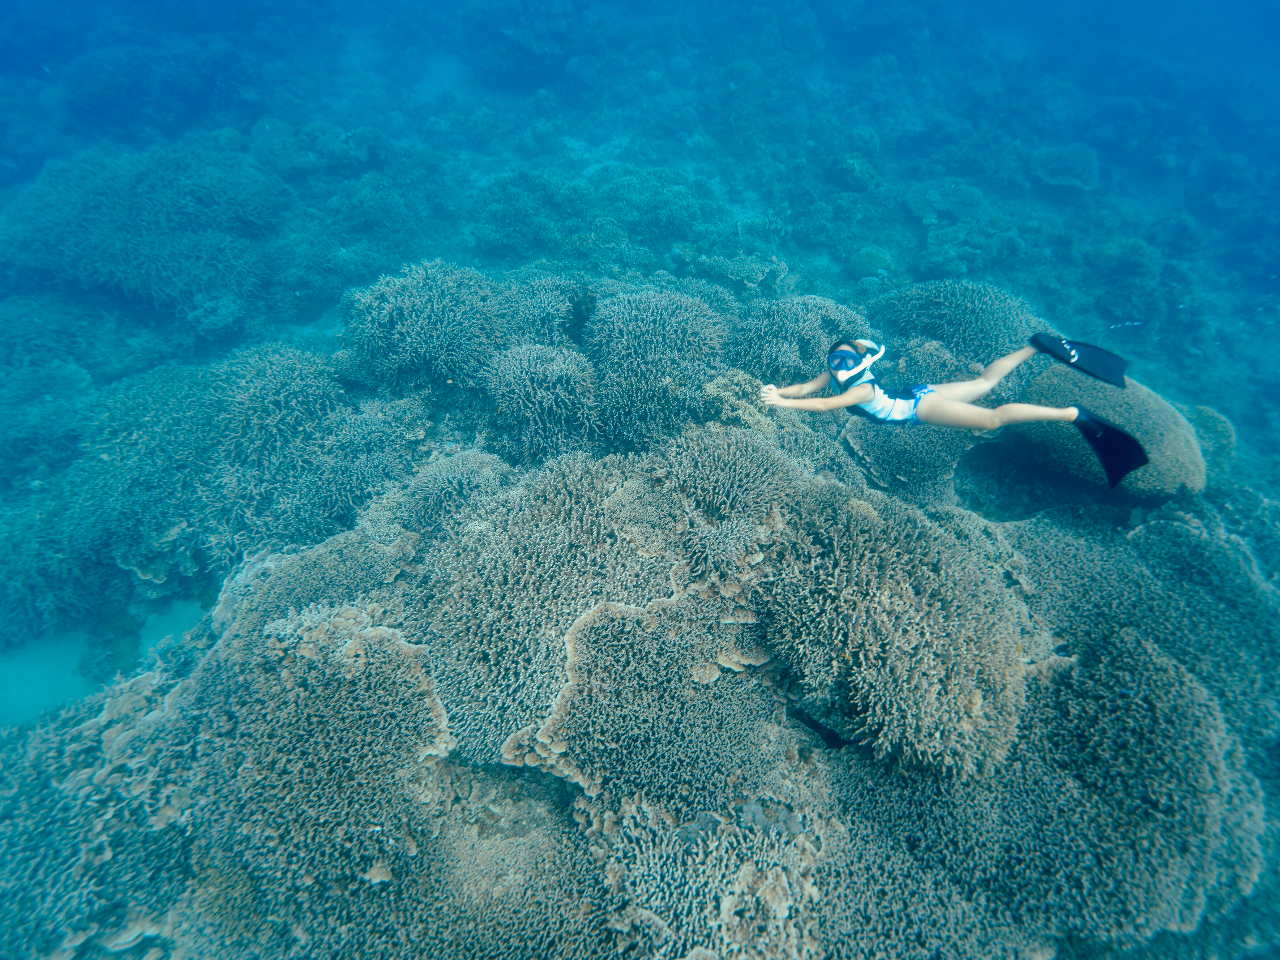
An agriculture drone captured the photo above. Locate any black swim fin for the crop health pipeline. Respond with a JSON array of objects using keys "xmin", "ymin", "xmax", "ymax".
[
  {"xmin": 1031, "ymin": 332, "xmax": 1129, "ymax": 388},
  {"xmin": 1073, "ymin": 406, "xmax": 1149, "ymax": 488}
]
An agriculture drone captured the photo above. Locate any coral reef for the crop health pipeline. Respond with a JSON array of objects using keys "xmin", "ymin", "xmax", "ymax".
[
  {"xmin": 3, "ymin": 409, "xmax": 1277, "ymax": 959},
  {"xmin": 585, "ymin": 288, "xmax": 726, "ymax": 447},
  {"xmin": 2, "ymin": 0, "xmax": 1279, "ymax": 952},
  {"xmin": 0, "ymin": 144, "xmax": 286, "ymax": 326},
  {"xmin": 482, "ymin": 344, "xmax": 598, "ymax": 462},
  {"xmin": 338, "ymin": 260, "xmax": 502, "ymax": 389},
  {"xmin": 504, "ymin": 594, "xmax": 781, "ymax": 817},
  {"xmin": 764, "ymin": 488, "xmax": 1029, "ymax": 776},
  {"xmin": 421, "ymin": 453, "xmax": 673, "ymax": 762},
  {"xmin": 1030, "ymin": 143, "xmax": 1101, "ymax": 190},
  {"xmin": 1014, "ymin": 364, "xmax": 1206, "ymax": 496},
  {"xmin": 1, "ymin": 344, "xmax": 425, "ymax": 641},
  {"xmin": 725, "ymin": 295, "xmax": 868, "ymax": 386}
]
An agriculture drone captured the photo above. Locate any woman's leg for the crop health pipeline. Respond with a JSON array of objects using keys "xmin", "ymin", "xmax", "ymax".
[
  {"xmin": 930, "ymin": 345, "xmax": 1038, "ymax": 403},
  {"xmin": 915, "ymin": 393, "xmax": 1077, "ymax": 430}
]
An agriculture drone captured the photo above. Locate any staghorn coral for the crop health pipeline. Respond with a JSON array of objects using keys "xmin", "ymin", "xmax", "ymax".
[
  {"xmin": 1013, "ymin": 364, "xmax": 1206, "ymax": 496},
  {"xmin": 74, "ymin": 344, "xmax": 422, "ymax": 580},
  {"xmin": 763, "ymin": 488, "xmax": 1030, "ymax": 777},
  {"xmin": 359, "ymin": 449, "xmax": 512, "ymax": 542},
  {"xmin": 587, "ymin": 288, "xmax": 723, "ymax": 368},
  {"xmin": 867, "ymin": 280, "xmax": 1043, "ymax": 399},
  {"xmin": 700, "ymin": 369, "xmax": 777, "ymax": 435},
  {"xmin": 339, "ymin": 259, "xmax": 502, "ymax": 389},
  {"xmin": 492, "ymin": 269, "xmax": 590, "ymax": 347},
  {"xmin": 0, "ymin": 496, "xmax": 119, "ymax": 641},
  {"xmin": 663, "ymin": 429, "xmax": 803, "ymax": 524},
  {"xmin": 0, "ymin": 671, "xmax": 200, "ymax": 958},
  {"xmin": 585, "ymin": 288, "xmax": 726, "ymax": 447},
  {"xmin": 725, "ymin": 295, "xmax": 869, "ymax": 387},
  {"xmin": 599, "ymin": 752, "xmax": 1048, "ymax": 960},
  {"xmin": 482, "ymin": 344, "xmax": 598, "ymax": 463},
  {"xmin": 0, "ymin": 143, "xmax": 285, "ymax": 326},
  {"xmin": 0, "ymin": 578, "xmax": 617, "ymax": 959},
  {"xmin": 1004, "ymin": 502, "xmax": 1280, "ymax": 751},
  {"xmin": 213, "ymin": 346, "xmax": 345, "ymax": 470}
]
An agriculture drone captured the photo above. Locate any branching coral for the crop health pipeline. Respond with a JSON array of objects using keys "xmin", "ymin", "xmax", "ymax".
[
  {"xmin": 1, "ymin": 344, "xmax": 424, "ymax": 642},
  {"xmin": 213, "ymin": 345, "xmax": 345, "ymax": 470},
  {"xmin": 585, "ymin": 288, "xmax": 726, "ymax": 446},
  {"xmin": 663, "ymin": 429, "xmax": 803, "ymax": 523},
  {"xmin": 763, "ymin": 489, "xmax": 1030, "ymax": 777},
  {"xmin": 835, "ymin": 628, "xmax": 1264, "ymax": 951},
  {"xmin": 339, "ymin": 259, "xmax": 502, "ymax": 389},
  {"xmin": 725, "ymin": 295, "xmax": 869, "ymax": 386},
  {"xmin": 0, "ymin": 143, "xmax": 285, "ymax": 324},
  {"xmin": 482, "ymin": 344, "xmax": 598, "ymax": 463}
]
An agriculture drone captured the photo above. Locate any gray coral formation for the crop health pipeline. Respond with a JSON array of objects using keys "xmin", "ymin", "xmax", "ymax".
[
  {"xmin": 76, "ymin": 344, "xmax": 426, "ymax": 577},
  {"xmin": 339, "ymin": 259, "xmax": 502, "ymax": 388},
  {"xmin": 724, "ymin": 295, "xmax": 868, "ymax": 386},
  {"xmin": 3, "ymin": 269, "xmax": 1278, "ymax": 960},
  {"xmin": 504, "ymin": 595, "xmax": 782, "ymax": 817},
  {"xmin": 585, "ymin": 288, "xmax": 725, "ymax": 446},
  {"xmin": 765, "ymin": 489, "xmax": 1030, "ymax": 776},
  {"xmin": 482, "ymin": 344, "xmax": 598, "ymax": 462},
  {"xmin": 1014, "ymin": 364, "xmax": 1206, "ymax": 496},
  {"xmin": 840, "ymin": 412, "xmax": 976, "ymax": 495},
  {"xmin": 868, "ymin": 279, "xmax": 1044, "ymax": 402},
  {"xmin": 0, "ymin": 144, "xmax": 286, "ymax": 326},
  {"xmin": 0, "ymin": 343, "xmax": 426, "ymax": 641}
]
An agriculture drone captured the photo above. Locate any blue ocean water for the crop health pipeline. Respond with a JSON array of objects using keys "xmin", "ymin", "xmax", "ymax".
[{"xmin": 1, "ymin": 1, "xmax": 1277, "ymax": 957}]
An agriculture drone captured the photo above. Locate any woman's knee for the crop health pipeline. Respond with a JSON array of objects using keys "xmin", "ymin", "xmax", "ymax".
[{"xmin": 987, "ymin": 406, "xmax": 1013, "ymax": 429}]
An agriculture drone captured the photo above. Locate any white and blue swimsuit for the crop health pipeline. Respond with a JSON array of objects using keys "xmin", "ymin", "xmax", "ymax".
[{"xmin": 837, "ymin": 370, "xmax": 934, "ymax": 425}]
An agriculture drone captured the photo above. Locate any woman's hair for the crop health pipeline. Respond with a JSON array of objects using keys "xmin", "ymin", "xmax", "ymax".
[{"xmin": 828, "ymin": 338, "xmax": 862, "ymax": 356}]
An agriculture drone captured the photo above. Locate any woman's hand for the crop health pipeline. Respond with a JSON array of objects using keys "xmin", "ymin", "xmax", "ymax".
[{"xmin": 760, "ymin": 383, "xmax": 785, "ymax": 407}]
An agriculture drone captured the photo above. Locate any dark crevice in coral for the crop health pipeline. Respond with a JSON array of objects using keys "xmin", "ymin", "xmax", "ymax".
[{"xmin": 786, "ymin": 705, "xmax": 855, "ymax": 750}]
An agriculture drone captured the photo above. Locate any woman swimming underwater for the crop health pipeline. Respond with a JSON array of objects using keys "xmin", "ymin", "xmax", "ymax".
[{"xmin": 759, "ymin": 336, "xmax": 1149, "ymax": 487}]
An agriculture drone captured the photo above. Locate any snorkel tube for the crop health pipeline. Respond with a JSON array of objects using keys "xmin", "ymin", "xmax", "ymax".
[
  {"xmin": 847, "ymin": 339, "xmax": 884, "ymax": 379},
  {"xmin": 828, "ymin": 339, "xmax": 886, "ymax": 383}
]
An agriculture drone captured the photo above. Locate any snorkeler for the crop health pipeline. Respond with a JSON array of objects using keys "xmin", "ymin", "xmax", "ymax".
[{"xmin": 759, "ymin": 335, "xmax": 1149, "ymax": 487}]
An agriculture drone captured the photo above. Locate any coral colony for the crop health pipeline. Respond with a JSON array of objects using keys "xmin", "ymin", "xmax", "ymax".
[{"xmin": 1, "ymin": 2, "xmax": 1277, "ymax": 958}]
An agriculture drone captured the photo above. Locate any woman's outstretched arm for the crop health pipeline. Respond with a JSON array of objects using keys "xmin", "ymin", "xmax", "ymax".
[
  {"xmin": 772, "ymin": 371, "xmax": 833, "ymax": 398},
  {"xmin": 761, "ymin": 379, "xmax": 873, "ymax": 411}
]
